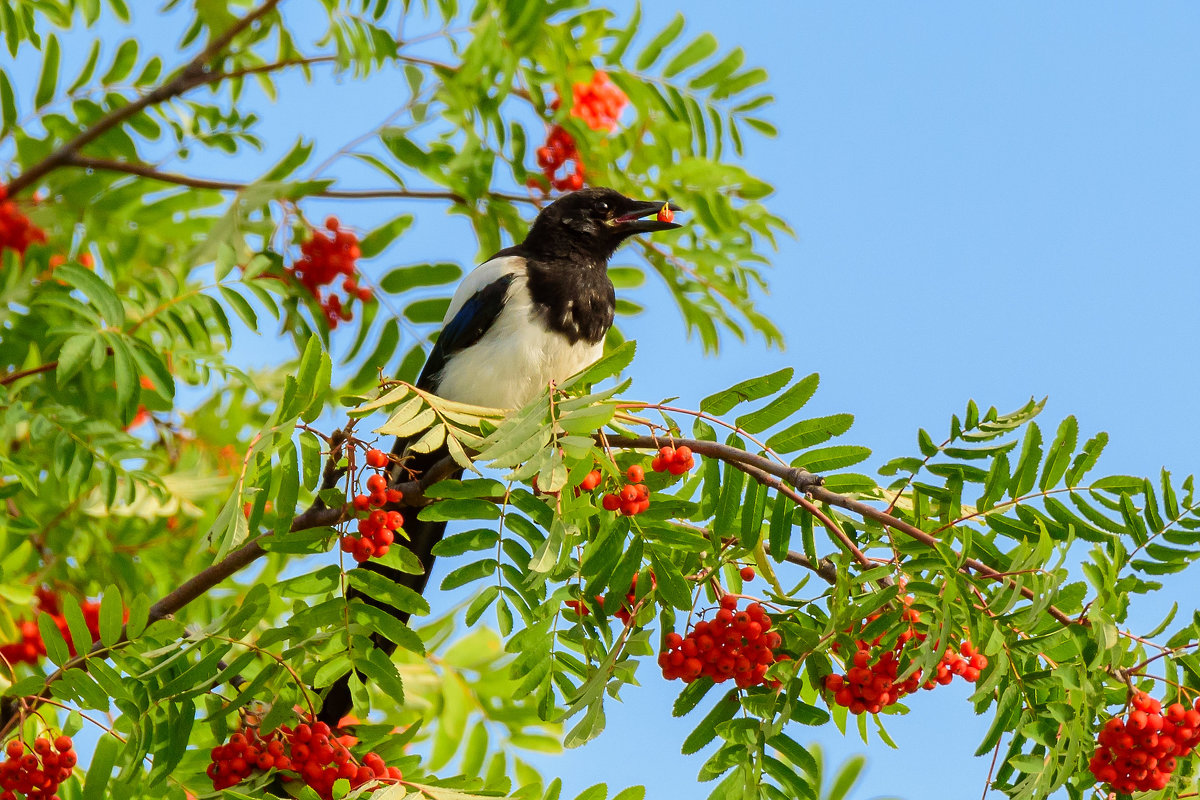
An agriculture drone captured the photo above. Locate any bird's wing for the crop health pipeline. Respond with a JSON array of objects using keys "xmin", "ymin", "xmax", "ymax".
[{"xmin": 416, "ymin": 253, "xmax": 524, "ymax": 391}]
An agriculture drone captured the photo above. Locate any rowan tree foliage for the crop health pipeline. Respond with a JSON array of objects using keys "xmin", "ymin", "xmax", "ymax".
[{"xmin": 0, "ymin": 2, "xmax": 1198, "ymax": 800}]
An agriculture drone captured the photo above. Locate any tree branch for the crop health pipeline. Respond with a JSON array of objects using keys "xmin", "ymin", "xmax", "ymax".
[
  {"xmin": 6, "ymin": 0, "xmax": 284, "ymax": 196},
  {"xmin": 808, "ymin": 485, "xmax": 1079, "ymax": 628},
  {"xmin": 599, "ymin": 434, "xmax": 823, "ymax": 492},
  {"xmin": 59, "ymin": 154, "xmax": 535, "ymax": 205}
]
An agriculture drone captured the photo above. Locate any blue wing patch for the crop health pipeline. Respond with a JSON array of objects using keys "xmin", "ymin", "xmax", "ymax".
[{"xmin": 417, "ymin": 272, "xmax": 517, "ymax": 391}]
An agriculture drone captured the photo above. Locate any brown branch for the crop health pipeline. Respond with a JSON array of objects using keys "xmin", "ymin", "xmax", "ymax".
[
  {"xmin": 2, "ymin": 361, "xmax": 60, "ymax": 386},
  {"xmin": 59, "ymin": 155, "xmax": 535, "ymax": 205},
  {"xmin": 784, "ymin": 550, "xmax": 837, "ymax": 584},
  {"xmin": 599, "ymin": 434, "xmax": 823, "ymax": 492},
  {"xmin": 1, "ymin": 347, "xmax": 114, "ymax": 386},
  {"xmin": 808, "ymin": 486, "xmax": 1079, "ymax": 628},
  {"xmin": 6, "ymin": 0, "xmax": 284, "ymax": 196}
]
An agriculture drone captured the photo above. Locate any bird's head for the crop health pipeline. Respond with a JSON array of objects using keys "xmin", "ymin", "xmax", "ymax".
[{"xmin": 524, "ymin": 187, "xmax": 683, "ymax": 263}]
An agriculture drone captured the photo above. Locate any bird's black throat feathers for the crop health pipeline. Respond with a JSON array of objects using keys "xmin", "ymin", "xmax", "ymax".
[{"xmin": 479, "ymin": 243, "xmax": 615, "ymax": 347}]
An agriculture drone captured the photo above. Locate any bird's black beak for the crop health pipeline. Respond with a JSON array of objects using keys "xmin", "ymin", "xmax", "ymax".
[{"xmin": 610, "ymin": 200, "xmax": 684, "ymax": 234}]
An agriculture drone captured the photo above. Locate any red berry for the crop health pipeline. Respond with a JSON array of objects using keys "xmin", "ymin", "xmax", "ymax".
[
  {"xmin": 739, "ymin": 566, "xmax": 755, "ymax": 581},
  {"xmin": 325, "ymin": 216, "xmax": 340, "ymax": 232},
  {"xmin": 365, "ymin": 449, "xmax": 388, "ymax": 469},
  {"xmin": 626, "ymin": 465, "xmax": 644, "ymax": 482}
]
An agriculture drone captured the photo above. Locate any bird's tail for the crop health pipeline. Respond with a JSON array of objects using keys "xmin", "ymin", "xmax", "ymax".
[{"xmin": 315, "ymin": 437, "xmax": 459, "ymax": 726}]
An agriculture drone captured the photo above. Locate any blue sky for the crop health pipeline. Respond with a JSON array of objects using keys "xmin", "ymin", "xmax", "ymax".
[{"xmin": 7, "ymin": 2, "xmax": 1200, "ymax": 798}]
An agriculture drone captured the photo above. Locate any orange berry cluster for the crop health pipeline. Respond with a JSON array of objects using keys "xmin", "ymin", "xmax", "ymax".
[
  {"xmin": 342, "ymin": 453, "xmax": 403, "ymax": 563},
  {"xmin": 291, "ymin": 216, "xmax": 373, "ymax": 329},
  {"xmin": 1, "ymin": 735, "xmax": 76, "ymax": 800},
  {"xmin": 0, "ymin": 186, "xmax": 46, "ymax": 259},
  {"xmin": 600, "ymin": 465, "xmax": 651, "ymax": 516},
  {"xmin": 0, "ymin": 589, "xmax": 106, "ymax": 666},
  {"xmin": 564, "ymin": 573, "xmax": 654, "ymax": 626},
  {"xmin": 660, "ymin": 595, "xmax": 783, "ymax": 689},
  {"xmin": 207, "ymin": 720, "xmax": 400, "ymax": 799},
  {"xmin": 651, "ymin": 445, "xmax": 695, "ymax": 475},
  {"xmin": 533, "ymin": 126, "xmax": 585, "ymax": 193},
  {"xmin": 612, "ymin": 572, "xmax": 655, "ymax": 626},
  {"xmin": 823, "ymin": 602, "xmax": 986, "ymax": 715},
  {"xmin": 577, "ymin": 468, "xmax": 602, "ymax": 492},
  {"xmin": 1089, "ymin": 691, "xmax": 1200, "ymax": 794},
  {"xmin": 569, "ymin": 71, "xmax": 629, "ymax": 133}
]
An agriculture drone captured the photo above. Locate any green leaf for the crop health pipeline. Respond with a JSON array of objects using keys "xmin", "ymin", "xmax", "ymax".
[
  {"xmin": 380, "ymin": 262, "xmax": 462, "ymax": 293},
  {"xmin": 663, "ymin": 33, "xmax": 718, "ymax": 78},
  {"xmin": 0, "ymin": 71, "xmax": 16, "ymax": 133},
  {"xmin": 648, "ymin": 550, "xmax": 690, "ymax": 610},
  {"xmin": 701, "ymin": 368, "xmax": 793, "ymax": 415},
  {"xmin": 35, "ymin": 34, "xmax": 60, "ymax": 109},
  {"xmin": 81, "ymin": 733, "xmax": 118, "ymax": 800},
  {"xmin": 673, "ymin": 677, "xmax": 715, "ymax": 717},
  {"xmin": 404, "ymin": 298, "xmax": 451, "ymax": 324},
  {"xmin": 348, "ymin": 601, "xmax": 425, "ymax": 655},
  {"xmin": 766, "ymin": 413, "xmax": 853, "ymax": 454},
  {"xmin": 100, "ymin": 39, "xmax": 138, "ymax": 84},
  {"xmin": 734, "ymin": 373, "xmax": 818, "ymax": 433},
  {"xmin": 790, "ymin": 445, "xmax": 870, "ymax": 472},
  {"xmin": 419, "ymin": 498, "xmax": 501, "ymax": 522},
  {"xmin": 690, "ymin": 47, "xmax": 745, "ymax": 90},
  {"xmin": 71, "ymin": 42, "xmax": 102, "ymax": 92},
  {"xmin": 1039, "ymin": 415, "xmax": 1077, "ymax": 490},
  {"xmin": 681, "ymin": 689, "xmax": 739, "ymax": 755},
  {"xmin": 58, "ymin": 264, "xmax": 125, "ymax": 325},
  {"xmin": 62, "ymin": 596, "xmax": 94, "ymax": 659},
  {"xmin": 359, "ymin": 214, "xmax": 414, "ymax": 259},
  {"xmin": 826, "ymin": 754, "xmax": 866, "ymax": 800},
  {"xmin": 38, "ymin": 613, "xmax": 70, "ymax": 665},
  {"xmin": 56, "ymin": 333, "xmax": 97, "ymax": 385},
  {"xmin": 635, "ymin": 13, "xmax": 685, "ymax": 71},
  {"xmin": 441, "ymin": 558, "xmax": 498, "ymax": 590},
  {"xmin": 1009, "ymin": 422, "xmax": 1043, "ymax": 499},
  {"xmin": 98, "ymin": 584, "xmax": 123, "ymax": 647},
  {"xmin": 349, "ymin": 569, "xmax": 431, "ymax": 617}
]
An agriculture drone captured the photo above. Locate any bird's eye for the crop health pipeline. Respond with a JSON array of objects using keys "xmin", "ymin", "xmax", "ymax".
[{"xmin": 596, "ymin": 201, "xmax": 610, "ymax": 214}]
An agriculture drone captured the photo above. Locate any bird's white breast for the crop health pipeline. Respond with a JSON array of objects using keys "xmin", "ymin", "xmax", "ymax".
[{"xmin": 433, "ymin": 258, "xmax": 604, "ymax": 409}]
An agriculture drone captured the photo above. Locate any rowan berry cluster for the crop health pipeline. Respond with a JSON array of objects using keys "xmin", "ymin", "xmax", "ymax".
[
  {"xmin": 291, "ymin": 216, "xmax": 373, "ymax": 329},
  {"xmin": 600, "ymin": 465, "xmax": 651, "ymax": 516},
  {"xmin": 569, "ymin": 71, "xmax": 629, "ymax": 133},
  {"xmin": 1, "ymin": 735, "xmax": 76, "ymax": 800},
  {"xmin": 651, "ymin": 445, "xmax": 695, "ymax": 475},
  {"xmin": 577, "ymin": 468, "xmax": 602, "ymax": 492},
  {"xmin": 660, "ymin": 595, "xmax": 783, "ymax": 689},
  {"xmin": 533, "ymin": 126, "xmax": 585, "ymax": 193},
  {"xmin": 1088, "ymin": 691, "xmax": 1200, "ymax": 794},
  {"xmin": 342, "ymin": 451, "xmax": 404, "ymax": 563},
  {"xmin": 0, "ymin": 186, "xmax": 47, "ymax": 259},
  {"xmin": 207, "ymin": 720, "xmax": 401, "ymax": 798},
  {"xmin": 564, "ymin": 573, "xmax": 654, "ymax": 625},
  {"xmin": 823, "ymin": 601, "xmax": 987, "ymax": 715},
  {"xmin": 0, "ymin": 589, "xmax": 105, "ymax": 667}
]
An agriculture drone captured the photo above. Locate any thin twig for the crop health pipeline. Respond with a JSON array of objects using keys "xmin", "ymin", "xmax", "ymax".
[
  {"xmin": 59, "ymin": 154, "xmax": 535, "ymax": 205},
  {"xmin": 808, "ymin": 485, "xmax": 1078, "ymax": 628}
]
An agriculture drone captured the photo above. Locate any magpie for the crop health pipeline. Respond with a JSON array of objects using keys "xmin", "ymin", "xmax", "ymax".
[{"xmin": 317, "ymin": 187, "xmax": 682, "ymax": 725}]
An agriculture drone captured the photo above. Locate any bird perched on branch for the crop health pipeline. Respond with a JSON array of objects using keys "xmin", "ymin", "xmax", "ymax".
[{"xmin": 318, "ymin": 187, "xmax": 682, "ymax": 724}]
